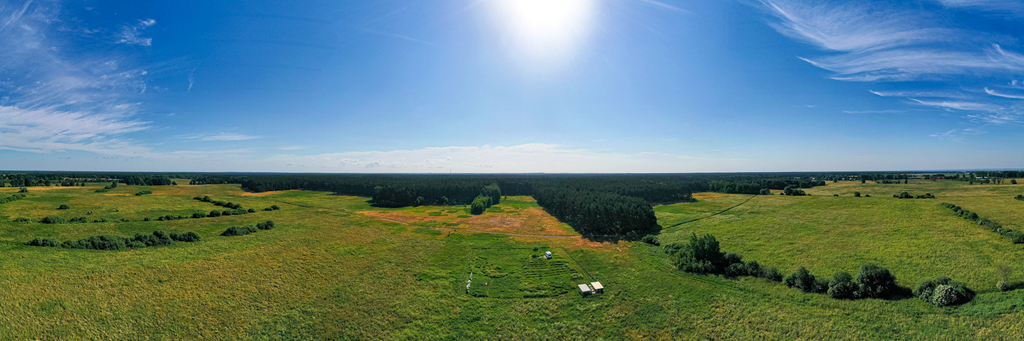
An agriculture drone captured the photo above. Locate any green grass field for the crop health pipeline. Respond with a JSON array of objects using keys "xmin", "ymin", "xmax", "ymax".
[
  {"xmin": 1, "ymin": 180, "xmax": 1024, "ymax": 339},
  {"xmin": 466, "ymin": 248, "xmax": 590, "ymax": 298}
]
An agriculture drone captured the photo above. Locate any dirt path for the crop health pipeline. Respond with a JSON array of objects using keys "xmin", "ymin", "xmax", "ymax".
[{"xmin": 664, "ymin": 194, "xmax": 758, "ymax": 229}]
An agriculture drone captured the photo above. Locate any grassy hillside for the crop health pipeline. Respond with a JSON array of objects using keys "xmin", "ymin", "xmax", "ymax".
[{"xmin": 0, "ymin": 181, "xmax": 1022, "ymax": 339}]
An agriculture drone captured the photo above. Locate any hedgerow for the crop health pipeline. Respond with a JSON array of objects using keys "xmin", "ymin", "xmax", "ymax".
[{"xmin": 26, "ymin": 230, "xmax": 201, "ymax": 250}]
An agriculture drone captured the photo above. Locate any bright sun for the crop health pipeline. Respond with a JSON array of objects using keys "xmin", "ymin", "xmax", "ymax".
[{"xmin": 492, "ymin": 0, "xmax": 595, "ymax": 63}]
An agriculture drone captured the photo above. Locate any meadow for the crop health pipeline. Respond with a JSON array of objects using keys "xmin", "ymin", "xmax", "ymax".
[{"xmin": 1, "ymin": 179, "xmax": 1023, "ymax": 339}]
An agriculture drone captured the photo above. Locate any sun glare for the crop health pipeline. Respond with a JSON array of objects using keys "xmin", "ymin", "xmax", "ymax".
[{"xmin": 492, "ymin": 0, "xmax": 595, "ymax": 63}]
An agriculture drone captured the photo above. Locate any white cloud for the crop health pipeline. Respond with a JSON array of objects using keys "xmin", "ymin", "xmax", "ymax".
[{"xmin": 116, "ymin": 19, "xmax": 156, "ymax": 46}]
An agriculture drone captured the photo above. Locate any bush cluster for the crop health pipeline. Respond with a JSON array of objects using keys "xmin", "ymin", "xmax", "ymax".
[
  {"xmin": 1016, "ymin": 194, "xmax": 1023, "ymax": 201},
  {"xmin": 263, "ymin": 205, "xmax": 280, "ymax": 211},
  {"xmin": 194, "ymin": 196, "xmax": 245, "ymax": 209},
  {"xmin": 895, "ymin": 191, "xmax": 934, "ymax": 199},
  {"xmin": 783, "ymin": 185, "xmax": 806, "ymax": 196},
  {"xmin": 913, "ymin": 276, "xmax": 974, "ymax": 306},
  {"xmin": 758, "ymin": 188, "xmax": 772, "ymax": 195},
  {"xmin": 58, "ymin": 204, "xmax": 71, "ymax": 210},
  {"xmin": 942, "ymin": 203, "xmax": 1024, "ymax": 244},
  {"xmin": 40, "ymin": 216, "xmax": 88, "ymax": 224},
  {"xmin": 26, "ymin": 230, "xmax": 201, "ymax": 250},
  {"xmin": 470, "ymin": 195, "xmax": 494, "ymax": 215},
  {"xmin": 0, "ymin": 193, "xmax": 26, "ymax": 205},
  {"xmin": 783, "ymin": 263, "xmax": 902, "ymax": 300},
  {"xmin": 664, "ymin": 233, "xmax": 783, "ymax": 282},
  {"xmin": 134, "ymin": 190, "xmax": 153, "ymax": 196},
  {"xmin": 641, "ymin": 235, "xmax": 660, "ymax": 246},
  {"xmin": 222, "ymin": 220, "xmax": 275, "ymax": 236}
]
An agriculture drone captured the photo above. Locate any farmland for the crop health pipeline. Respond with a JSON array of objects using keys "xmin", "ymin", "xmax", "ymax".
[{"xmin": 1, "ymin": 177, "xmax": 1023, "ymax": 339}]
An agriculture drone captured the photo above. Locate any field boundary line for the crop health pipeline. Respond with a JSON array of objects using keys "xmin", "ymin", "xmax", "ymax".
[{"xmin": 665, "ymin": 194, "xmax": 758, "ymax": 229}]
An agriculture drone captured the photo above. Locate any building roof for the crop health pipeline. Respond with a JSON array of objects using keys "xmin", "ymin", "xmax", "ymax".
[
  {"xmin": 578, "ymin": 284, "xmax": 592, "ymax": 292},
  {"xmin": 591, "ymin": 282, "xmax": 603, "ymax": 290}
]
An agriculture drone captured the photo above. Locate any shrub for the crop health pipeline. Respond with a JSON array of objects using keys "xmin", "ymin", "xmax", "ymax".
[
  {"xmin": 264, "ymin": 207, "xmax": 274, "ymax": 211},
  {"xmin": 996, "ymin": 263, "xmax": 1013, "ymax": 291},
  {"xmin": 666, "ymin": 233, "xmax": 726, "ymax": 274},
  {"xmin": 248, "ymin": 208, "xmax": 257, "ymax": 213},
  {"xmin": 758, "ymin": 266, "xmax": 784, "ymax": 282},
  {"xmin": 18, "ymin": 187, "xmax": 28, "ymax": 193},
  {"xmin": 856, "ymin": 263, "xmax": 898, "ymax": 299},
  {"xmin": 854, "ymin": 192, "xmax": 861, "ymax": 197},
  {"xmin": 26, "ymin": 238, "xmax": 59, "ymax": 247},
  {"xmin": 759, "ymin": 188, "xmax": 772, "ymax": 195},
  {"xmin": 640, "ymin": 235, "xmax": 660, "ymax": 246},
  {"xmin": 58, "ymin": 204, "xmax": 70, "ymax": 210},
  {"xmin": 13, "ymin": 217, "xmax": 31, "ymax": 223},
  {"xmin": 222, "ymin": 225, "xmax": 258, "ymax": 236},
  {"xmin": 256, "ymin": 220, "xmax": 275, "ymax": 230},
  {"xmin": 40, "ymin": 216, "xmax": 68, "ymax": 224},
  {"xmin": 202, "ymin": 196, "xmax": 211, "ymax": 202},
  {"xmin": 1004, "ymin": 229, "xmax": 1024, "ymax": 244},
  {"xmin": 169, "ymin": 231, "xmax": 201, "ymax": 242},
  {"xmin": 209, "ymin": 210, "xmax": 221, "ymax": 217},
  {"xmin": 914, "ymin": 276, "xmax": 974, "ymax": 306},
  {"xmin": 784, "ymin": 266, "xmax": 824, "ymax": 293},
  {"xmin": 828, "ymin": 271, "xmax": 858, "ymax": 299},
  {"xmin": 470, "ymin": 196, "xmax": 491, "ymax": 215},
  {"xmin": 1013, "ymin": 180, "xmax": 1018, "ymax": 184},
  {"xmin": 192, "ymin": 212, "xmax": 207, "ymax": 219},
  {"xmin": 271, "ymin": 205, "xmax": 280, "ymax": 210},
  {"xmin": 725, "ymin": 263, "xmax": 748, "ymax": 277},
  {"xmin": 896, "ymin": 191, "xmax": 912, "ymax": 199},
  {"xmin": 134, "ymin": 190, "xmax": 153, "ymax": 196}
]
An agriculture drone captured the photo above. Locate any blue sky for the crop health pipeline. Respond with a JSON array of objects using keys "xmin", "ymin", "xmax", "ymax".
[{"xmin": 2, "ymin": 0, "xmax": 1024, "ymax": 173}]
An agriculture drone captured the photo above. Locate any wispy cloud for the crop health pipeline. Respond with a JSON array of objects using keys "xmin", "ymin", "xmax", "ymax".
[
  {"xmin": 180, "ymin": 132, "xmax": 261, "ymax": 141},
  {"xmin": 637, "ymin": 0, "xmax": 693, "ymax": 14},
  {"xmin": 0, "ymin": 1, "xmax": 157, "ymax": 156},
  {"xmin": 0, "ymin": 0, "xmax": 32, "ymax": 31},
  {"xmin": 116, "ymin": 19, "xmax": 156, "ymax": 46},
  {"xmin": 936, "ymin": 0, "xmax": 1024, "ymax": 15},
  {"xmin": 985, "ymin": 87, "xmax": 1024, "ymax": 99},
  {"xmin": 908, "ymin": 98, "xmax": 1001, "ymax": 111},
  {"xmin": 749, "ymin": 0, "xmax": 1024, "ymax": 127},
  {"xmin": 360, "ymin": 28, "xmax": 436, "ymax": 46}
]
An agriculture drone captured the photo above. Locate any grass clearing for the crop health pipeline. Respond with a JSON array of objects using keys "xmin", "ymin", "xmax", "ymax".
[
  {"xmin": 2, "ymin": 181, "xmax": 1024, "ymax": 339},
  {"xmin": 466, "ymin": 248, "xmax": 589, "ymax": 298}
]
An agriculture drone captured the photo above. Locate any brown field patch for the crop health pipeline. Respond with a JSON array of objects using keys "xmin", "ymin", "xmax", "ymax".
[
  {"xmin": 358, "ymin": 206, "xmax": 576, "ymax": 236},
  {"xmin": 459, "ymin": 207, "xmax": 574, "ymax": 235}
]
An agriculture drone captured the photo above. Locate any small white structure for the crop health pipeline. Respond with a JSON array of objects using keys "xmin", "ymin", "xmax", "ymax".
[
  {"xmin": 545, "ymin": 251, "xmax": 552, "ymax": 259},
  {"xmin": 578, "ymin": 284, "xmax": 592, "ymax": 295},
  {"xmin": 591, "ymin": 281, "xmax": 604, "ymax": 293}
]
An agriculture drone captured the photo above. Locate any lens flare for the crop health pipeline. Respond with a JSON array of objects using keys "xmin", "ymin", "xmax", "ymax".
[{"xmin": 492, "ymin": 0, "xmax": 595, "ymax": 64}]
